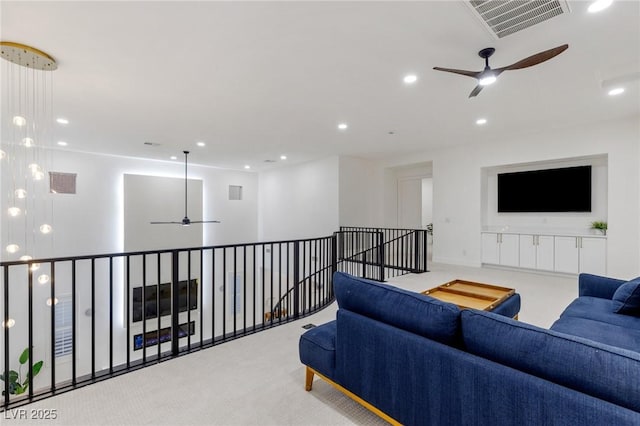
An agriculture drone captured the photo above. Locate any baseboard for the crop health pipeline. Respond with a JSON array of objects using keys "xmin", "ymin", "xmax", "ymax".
[
  {"xmin": 481, "ymin": 263, "xmax": 578, "ymax": 278},
  {"xmin": 432, "ymin": 256, "xmax": 481, "ymax": 268}
]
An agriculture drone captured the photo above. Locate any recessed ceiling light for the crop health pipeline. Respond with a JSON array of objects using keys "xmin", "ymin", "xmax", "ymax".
[
  {"xmin": 608, "ymin": 87, "xmax": 625, "ymax": 96},
  {"xmin": 57, "ymin": 141, "xmax": 68, "ymax": 146},
  {"xmin": 244, "ymin": 165, "xmax": 251, "ymax": 169},
  {"xmin": 196, "ymin": 141, "xmax": 206, "ymax": 147},
  {"xmin": 338, "ymin": 123, "xmax": 348, "ymax": 130},
  {"xmin": 56, "ymin": 117, "xmax": 69, "ymax": 125},
  {"xmin": 588, "ymin": 0, "xmax": 613, "ymax": 13},
  {"xmin": 280, "ymin": 155, "xmax": 287, "ymax": 160},
  {"xmin": 476, "ymin": 118, "xmax": 488, "ymax": 125},
  {"xmin": 170, "ymin": 155, "xmax": 178, "ymax": 160},
  {"xmin": 403, "ymin": 74, "xmax": 417, "ymax": 84},
  {"xmin": 13, "ymin": 116, "xmax": 26, "ymax": 126}
]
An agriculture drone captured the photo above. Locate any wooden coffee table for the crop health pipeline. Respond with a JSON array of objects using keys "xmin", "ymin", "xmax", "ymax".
[{"xmin": 422, "ymin": 279, "xmax": 515, "ymax": 313}]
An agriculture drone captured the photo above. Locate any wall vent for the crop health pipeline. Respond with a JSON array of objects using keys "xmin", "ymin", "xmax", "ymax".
[
  {"xmin": 467, "ymin": 0, "xmax": 570, "ymax": 39},
  {"xmin": 49, "ymin": 172, "xmax": 77, "ymax": 194},
  {"xmin": 229, "ymin": 185, "xmax": 243, "ymax": 201}
]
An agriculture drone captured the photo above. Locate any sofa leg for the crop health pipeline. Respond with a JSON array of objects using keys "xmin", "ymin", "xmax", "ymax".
[{"xmin": 305, "ymin": 366, "xmax": 314, "ymax": 391}]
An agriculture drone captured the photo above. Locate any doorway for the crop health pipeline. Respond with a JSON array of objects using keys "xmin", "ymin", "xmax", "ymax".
[{"xmin": 397, "ymin": 177, "xmax": 433, "ymax": 230}]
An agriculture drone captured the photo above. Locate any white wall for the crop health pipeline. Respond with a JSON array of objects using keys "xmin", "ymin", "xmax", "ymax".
[
  {"xmin": 0, "ymin": 149, "xmax": 259, "ymax": 259},
  {"xmin": 383, "ymin": 118, "xmax": 639, "ymax": 278},
  {"xmin": 124, "ymin": 174, "xmax": 203, "ymax": 251},
  {"xmin": 338, "ymin": 156, "xmax": 384, "ymax": 227},
  {"xmin": 258, "ymin": 156, "xmax": 339, "ymax": 241}
]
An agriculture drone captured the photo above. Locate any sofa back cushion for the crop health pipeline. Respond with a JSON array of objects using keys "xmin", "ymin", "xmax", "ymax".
[
  {"xmin": 461, "ymin": 309, "xmax": 640, "ymax": 412},
  {"xmin": 333, "ymin": 272, "xmax": 461, "ymax": 345},
  {"xmin": 612, "ymin": 277, "xmax": 640, "ymax": 316}
]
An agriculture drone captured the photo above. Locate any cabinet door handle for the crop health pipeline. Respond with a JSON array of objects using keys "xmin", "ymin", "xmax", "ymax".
[
  {"xmin": 579, "ymin": 237, "xmax": 583, "ymax": 249},
  {"xmin": 497, "ymin": 234, "xmax": 500, "ymax": 244},
  {"xmin": 575, "ymin": 237, "xmax": 578, "ymax": 249}
]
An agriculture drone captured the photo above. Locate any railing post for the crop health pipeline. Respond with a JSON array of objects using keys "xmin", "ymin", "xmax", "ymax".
[
  {"xmin": 171, "ymin": 250, "xmax": 180, "ymax": 356},
  {"xmin": 362, "ymin": 234, "xmax": 367, "ymax": 279},
  {"xmin": 378, "ymin": 232, "xmax": 385, "ymax": 281},
  {"xmin": 413, "ymin": 231, "xmax": 421, "ymax": 273},
  {"xmin": 331, "ymin": 233, "xmax": 338, "ymax": 277},
  {"xmin": 293, "ymin": 241, "xmax": 300, "ymax": 319},
  {"xmin": 423, "ymin": 229, "xmax": 429, "ymax": 272}
]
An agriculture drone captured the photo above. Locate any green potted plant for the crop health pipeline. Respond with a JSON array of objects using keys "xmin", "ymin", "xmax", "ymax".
[
  {"xmin": 591, "ymin": 221, "xmax": 607, "ymax": 236},
  {"xmin": 0, "ymin": 347, "xmax": 43, "ymax": 395}
]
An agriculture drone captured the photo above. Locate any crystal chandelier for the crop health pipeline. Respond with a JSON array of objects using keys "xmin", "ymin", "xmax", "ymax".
[{"xmin": 1, "ymin": 41, "xmax": 57, "ymax": 280}]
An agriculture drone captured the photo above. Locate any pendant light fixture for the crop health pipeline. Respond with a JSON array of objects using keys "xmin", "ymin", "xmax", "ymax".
[{"xmin": 1, "ymin": 41, "xmax": 57, "ymax": 278}]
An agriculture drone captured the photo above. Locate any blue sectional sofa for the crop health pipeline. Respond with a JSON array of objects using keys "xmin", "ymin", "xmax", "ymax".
[{"xmin": 299, "ymin": 272, "xmax": 640, "ymax": 425}]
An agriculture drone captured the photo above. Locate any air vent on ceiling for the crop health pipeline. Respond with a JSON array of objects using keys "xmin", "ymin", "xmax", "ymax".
[{"xmin": 467, "ymin": 0, "xmax": 571, "ymax": 39}]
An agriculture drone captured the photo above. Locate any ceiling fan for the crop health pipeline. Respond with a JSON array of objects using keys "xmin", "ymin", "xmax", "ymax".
[
  {"xmin": 150, "ymin": 150, "xmax": 221, "ymax": 226},
  {"xmin": 433, "ymin": 44, "xmax": 569, "ymax": 98}
]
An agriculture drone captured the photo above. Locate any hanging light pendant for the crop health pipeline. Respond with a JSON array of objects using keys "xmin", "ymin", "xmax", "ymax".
[
  {"xmin": 1, "ymin": 41, "xmax": 57, "ymax": 261},
  {"xmin": 0, "ymin": 42, "xmax": 58, "ymax": 71}
]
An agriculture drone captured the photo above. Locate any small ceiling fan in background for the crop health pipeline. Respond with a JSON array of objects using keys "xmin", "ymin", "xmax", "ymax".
[
  {"xmin": 150, "ymin": 150, "xmax": 221, "ymax": 226},
  {"xmin": 433, "ymin": 44, "xmax": 569, "ymax": 98}
]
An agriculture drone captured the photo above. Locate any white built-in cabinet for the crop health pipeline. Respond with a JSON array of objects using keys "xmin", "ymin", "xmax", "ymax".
[
  {"xmin": 554, "ymin": 236, "xmax": 607, "ymax": 275},
  {"xmin": 519, "ymin": 235, "xmax": 555, "ymax": 271},
  {"xmin": 481, "ymin": 233, "xmax": 519, "ymax": 267},
  {"xmin": 482, "ymin": 232, "xmax": 606, "ymax": 275},
  {"xmin": 554, "ymin": 236, "xmax": 580, "ymax": 274}
]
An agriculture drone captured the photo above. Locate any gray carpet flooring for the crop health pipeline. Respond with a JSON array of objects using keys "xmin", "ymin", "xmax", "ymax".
[{"xmin": 3, "ymin": 263, "xmax": 576, "ymax": 425}]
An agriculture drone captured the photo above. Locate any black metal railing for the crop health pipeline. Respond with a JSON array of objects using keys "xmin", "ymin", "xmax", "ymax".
[
  {"xmin": 0, "ymin": 235, "xmax": 337, "ymax": 410},
  {"xmin": 335, "ymin": 230, "xmax": 386, "ymax": 281},
  {"xmin": 339, "ymin": 226, "xmax": 429, "ymax": 279},
  {"xmin": 1, "ymin": 227, "xmax": 427, "ymax": 410},
  {"xmin": 270, "ymin": 227, "xmax": 429, "ymax": 318}
]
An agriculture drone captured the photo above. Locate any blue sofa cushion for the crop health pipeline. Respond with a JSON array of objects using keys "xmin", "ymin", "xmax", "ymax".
[
  {"xmin": 561, "ymin": 297, "xmax": 640, "ymax": 328},
  {"xmin": 333, "ymin": 272, "xmax": 461, "ymax": 346},
  {"xmin": 299, "ymin": 320, "xmax": 337, "ymax": 379},
  {"xmin": 578, "ymin": 273, "xmax": 625, "ymax": 299},
  {"xmin": 461, "ymin": 309, "xmax": 640, "ymax": 413},
  {"xmin": 612, "ymin": 278, "xmax": 640, "ymax": 316},
  {"xmin": 551, "ymin": 316, "xmax": 640, "ymax": 352}
]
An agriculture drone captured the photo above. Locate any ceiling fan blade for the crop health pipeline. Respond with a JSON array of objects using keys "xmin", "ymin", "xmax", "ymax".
[
  {"xmin": 190, "ymin": 220, "xmax": 221, "ymax": 224},
  {"xmin": 468, "ymin": 85, "xmax": 484, "ymax": 98},
  {"xmin": 433, "ymin": 67, "xmax": 481, "ymax": 78},
  {"xmin": 495, "ymin": 44, "xmax": 569, "ymax": 72},
  {"xmin": 149, "ymin": 221, "xmax": 183, "ymax": 224}
]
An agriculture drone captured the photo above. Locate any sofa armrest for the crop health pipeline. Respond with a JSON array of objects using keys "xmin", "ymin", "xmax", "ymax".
[{"xmin": 578, "ymin": 273, "xmax": 626, "ymax": 299}]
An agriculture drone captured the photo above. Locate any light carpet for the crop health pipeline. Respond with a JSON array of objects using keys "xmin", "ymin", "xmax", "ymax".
[{"xmin": 2, "ymin": 263, "xmax": 577, "ymax": 425}]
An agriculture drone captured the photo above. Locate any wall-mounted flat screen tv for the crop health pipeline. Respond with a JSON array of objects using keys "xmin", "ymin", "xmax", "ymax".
[
  {"xmin": 497, "ymin": 166, "xmax": 592, "ymax": 213},
  {"xmin": 132, "ymin": 279, "xmax": 198, "ymax": 322}
]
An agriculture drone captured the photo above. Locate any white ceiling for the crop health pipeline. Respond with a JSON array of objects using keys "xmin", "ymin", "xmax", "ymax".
[{"xmin": 1, "ymin": 1, "xmax": 639, "ymax": 171}]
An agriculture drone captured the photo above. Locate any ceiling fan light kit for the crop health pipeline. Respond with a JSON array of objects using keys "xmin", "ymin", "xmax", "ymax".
[
  {"xmin": 433, "ymin": 44, "xmax": 569, "ymax": 98},
  {"xmin": 150, "ymin": 151, "xmax": 221, "ymax": 226}
]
